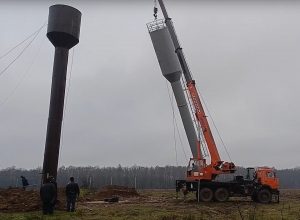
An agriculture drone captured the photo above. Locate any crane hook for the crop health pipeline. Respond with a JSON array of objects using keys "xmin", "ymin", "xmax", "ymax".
[
  {"xmin": 153, "ymin": 0, "xmax": 158, "ymax": 19},
  {"xmin": 154, "ymin": 7, "xmax": 158, "ymax": 19}
]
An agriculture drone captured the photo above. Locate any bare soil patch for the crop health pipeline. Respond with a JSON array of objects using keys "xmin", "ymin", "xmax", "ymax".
[
  {"xmin": 0, "ymin": 185, "xmax": 139, "ymax": 213},
  {"xmin": 89, "ymin": 185, "xmax": 139, "ymax": 200}
]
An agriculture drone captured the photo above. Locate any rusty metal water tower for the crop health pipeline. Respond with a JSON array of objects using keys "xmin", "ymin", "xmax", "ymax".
[{"xmin": 42, "ymin": 4, "xmax": 81, "ymax": 183}]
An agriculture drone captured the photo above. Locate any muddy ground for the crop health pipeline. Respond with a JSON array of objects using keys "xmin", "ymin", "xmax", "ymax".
[
  {"xmin": 0, "ymin": 185, "xmax": 139, "ymax": 213},
  {"xmin": 1, "ymin": 186, "xmax": 300, "ymax": 219}
]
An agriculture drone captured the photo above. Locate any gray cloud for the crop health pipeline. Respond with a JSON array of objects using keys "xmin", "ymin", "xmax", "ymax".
[{"xmin": 0, "ymin": 0, "xmax": 299, "ymax": 170}]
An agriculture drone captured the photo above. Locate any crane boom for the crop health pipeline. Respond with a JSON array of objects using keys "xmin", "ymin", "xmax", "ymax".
[{"xmin": 158, "ymin": 0, "xmax": 236, "ymax": 179}]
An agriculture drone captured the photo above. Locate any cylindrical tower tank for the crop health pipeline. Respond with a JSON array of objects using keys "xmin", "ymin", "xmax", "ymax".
[
  {"xmin": 147, "ymin": 20, "xmax": 199, "ymax": 158},
  {"xmin": 42, "ymin": 4, "xmax": 81, "ymax": 183},
  {"xmin": 47, "ymin": 4, "xmax": 81, "ymax": 49}
]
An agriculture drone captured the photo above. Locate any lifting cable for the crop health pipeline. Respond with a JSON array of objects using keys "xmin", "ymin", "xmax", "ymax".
[
  {"xmin": 58, "ymin": 48, "xmax": 75, "ymax": 170},
  {"xmin": 0, "ymin": 25, "xmax": 47, "ymax": 108},
  {"xmin": 0, "ymin": 21, "xmax": 47, "ymax": 77},
  {"xmin": 195, "ymin": 84, "xmax": 233, "ymax": 162},
  {"xmin": 175, "ymin": 35, "xmax": 233, "ymax": 162},
  {"xmin": 166, "ymin": 80, "xmax": 178, "ymax": 166},
  {"xmin": 0, "ymin": 22, "xmax": 47, "ymax": 60},
  {"xmin": 165, "ymin": 80, "xmax": 188, "ymax": 165}
]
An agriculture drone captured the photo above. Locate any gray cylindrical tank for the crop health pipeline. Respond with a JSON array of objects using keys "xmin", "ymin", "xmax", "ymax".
[
  {"xmin": 42, "ymin": 4, "xmax": 81, "ymax": 184},
  {"xmin": 147, "ymin": 20, "xmax": 199, "ymax": 158},
  {"xmin": 149, "ymin": 26, "xmax": 181, "ymax": 83}
]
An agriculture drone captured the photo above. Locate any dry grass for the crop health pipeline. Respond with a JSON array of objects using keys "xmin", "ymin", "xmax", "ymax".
[{"xmin": 1, "ymin": 189, "xmax": 299, "ymax": 220}]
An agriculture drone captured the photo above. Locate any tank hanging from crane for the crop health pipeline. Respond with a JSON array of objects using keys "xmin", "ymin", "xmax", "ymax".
[
  {"xmin": 147, "ymin": 20, "xmax": 200, "ymax": 159},
  {"xmin": 42, "ymin": 4, "xmax": 81, "ymax": 184}
]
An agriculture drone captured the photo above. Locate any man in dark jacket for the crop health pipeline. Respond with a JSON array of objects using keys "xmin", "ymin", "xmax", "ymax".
[
  {"xmin": 66, "ymin": 177, "xmax": 80, "ymax": 212},
  {"xmin": 40, "ymin": 177, "xmax": 57, "ymax": 215},
  {"xmin": 21, "ymin": 176, "xmax": 29, "ymax": 190},
  {"xmin": 48, "ymin": 176, "xmax": 58, "ymax": 196}
]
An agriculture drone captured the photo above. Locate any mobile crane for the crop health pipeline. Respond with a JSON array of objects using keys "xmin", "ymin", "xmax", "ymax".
[{"xmin": 148, "ymin": 0, "xmax": 279, "ymax": 203}]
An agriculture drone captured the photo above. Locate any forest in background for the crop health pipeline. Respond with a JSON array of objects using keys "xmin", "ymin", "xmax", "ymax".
[{"xmin": 0, "ymin": 165, "xmax": 299, "ymax": 190}]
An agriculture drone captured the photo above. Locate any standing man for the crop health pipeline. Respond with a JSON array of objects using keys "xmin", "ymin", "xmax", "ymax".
[
  {"xmin": 48, "ymin": 176, "xmax": 58, "ymax": 196},
  {"xmin": 66, "ymin": 177, "xmax": 80, "ymax": 212},
  {"xmin": 21, "ymin": 176, "xmax": 29, "ymax": 190},
  {"xmin": 48, "ymin": 176, "xmax": 59, "ymax": 207},
  {"xmin": 40, "ymin": 177, "xmax": 57, "ymax": 215}
]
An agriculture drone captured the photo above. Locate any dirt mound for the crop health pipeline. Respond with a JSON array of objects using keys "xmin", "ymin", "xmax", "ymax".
[
  {"xmin": 0, "ymin": 185, "xmax": 139, "ymax": 213},
  {"xmin": 90, "ymin": 185, "xmax": 139, "ymax": 200},
  {"xmin": 0, "ymin": 188, "xmax": 41, "ymax": 213},
  {"xmin": 0, "ymin": 187, "xmax": 68, "ymax": 213}
]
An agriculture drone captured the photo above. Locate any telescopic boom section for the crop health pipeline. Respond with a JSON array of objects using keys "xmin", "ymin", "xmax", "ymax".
[
  {"xmin": 187, "ymin": 80, "xmax": 220, "ymax": 164},
  {"xmin": 158, "ymin": 0, "xmax": 236, "ymax": 179}
]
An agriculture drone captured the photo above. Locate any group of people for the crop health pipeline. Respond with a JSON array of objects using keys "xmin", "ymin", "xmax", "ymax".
[
  {"xmin": 39, "ymin": 176, "xmax": 80, "ymax": 215},
  {"xmin": 20, "ymin": 175, "xmax": 80, "ymax": 215}
]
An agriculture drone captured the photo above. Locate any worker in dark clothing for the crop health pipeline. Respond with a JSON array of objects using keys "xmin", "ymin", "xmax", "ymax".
[
  {"xmin": 40, "ymin": 177, "xmax": 57, "ymax": 215},
  {"xmin": 48, "ymin": 176, "xmax": 58, "ymax": 196},
  {"xmin": 49, "ymin": 176, "xmax": 59, "ymax": 206},
  {"xmin": 21, "ymin": 176, "xmax": 29, "ymax": 190},
  {"xmin": 66, "ymin": 177, "xmax": 80, "ymax": 212}
]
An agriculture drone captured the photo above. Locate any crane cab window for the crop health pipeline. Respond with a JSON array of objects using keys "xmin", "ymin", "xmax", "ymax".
[
  {"xmin": 266, "ymin": 172, "xmax": 275, "ymax": 178},
  {"xmin": 188, "ymin": 160, "xmax": 197, "ymax": 171},
  {"xmin": 188, "ymin": 160, "xmax": 203, "ymax": 172}
]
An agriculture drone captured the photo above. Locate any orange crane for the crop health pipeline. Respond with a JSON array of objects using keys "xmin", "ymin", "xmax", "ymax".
[
  {"xmin": 157, "ymin": 0, "xmax": 236, "ymax": 181},
  {"xmin": 148, "ymin": 0, "xmax": 279, "ymax": 203}
]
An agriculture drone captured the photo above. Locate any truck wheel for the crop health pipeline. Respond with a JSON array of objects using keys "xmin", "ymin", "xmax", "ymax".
[
  {"xmin": 199, "ymin": 188, "xmax": 213, "ymax": 202},
  {"xmin": 257, "ymin": 189, "xmax": 271, "ymax": 203},
  {"xmin": 214, "ymin": 188, "xmax": 229, "ymax": 202}
]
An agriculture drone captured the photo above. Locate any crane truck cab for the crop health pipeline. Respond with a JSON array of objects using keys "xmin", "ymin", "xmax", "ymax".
[
  {"xmin": 187, "ymin": 159, "xmax": 205, "ymax": 178},
  {"xmin": 254, "ymin": 167, "xmax": 279, "ymax": 189},
  {"xmin": 186, "ymin": 157, "xmax": 236, "ymax": 181},
  {"xmin": 250, "ymin": 167, "xmax": 280, "ymax": 203}
]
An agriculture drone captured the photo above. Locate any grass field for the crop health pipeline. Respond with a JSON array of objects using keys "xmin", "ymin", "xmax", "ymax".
[{"xmin": 1, "ymin": 189, "xmax": 299, "ymax": 220}]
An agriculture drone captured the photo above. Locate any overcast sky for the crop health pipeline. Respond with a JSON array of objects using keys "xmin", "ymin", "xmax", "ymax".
[{"xmin": 0, "ymin": 0, "xmax": 299, "ymax": 170}]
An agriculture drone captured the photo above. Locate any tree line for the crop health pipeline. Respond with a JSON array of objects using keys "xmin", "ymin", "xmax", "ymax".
[{"xmin": 0, "ymin": 165, "xmax": 299, "ymax": 190}]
